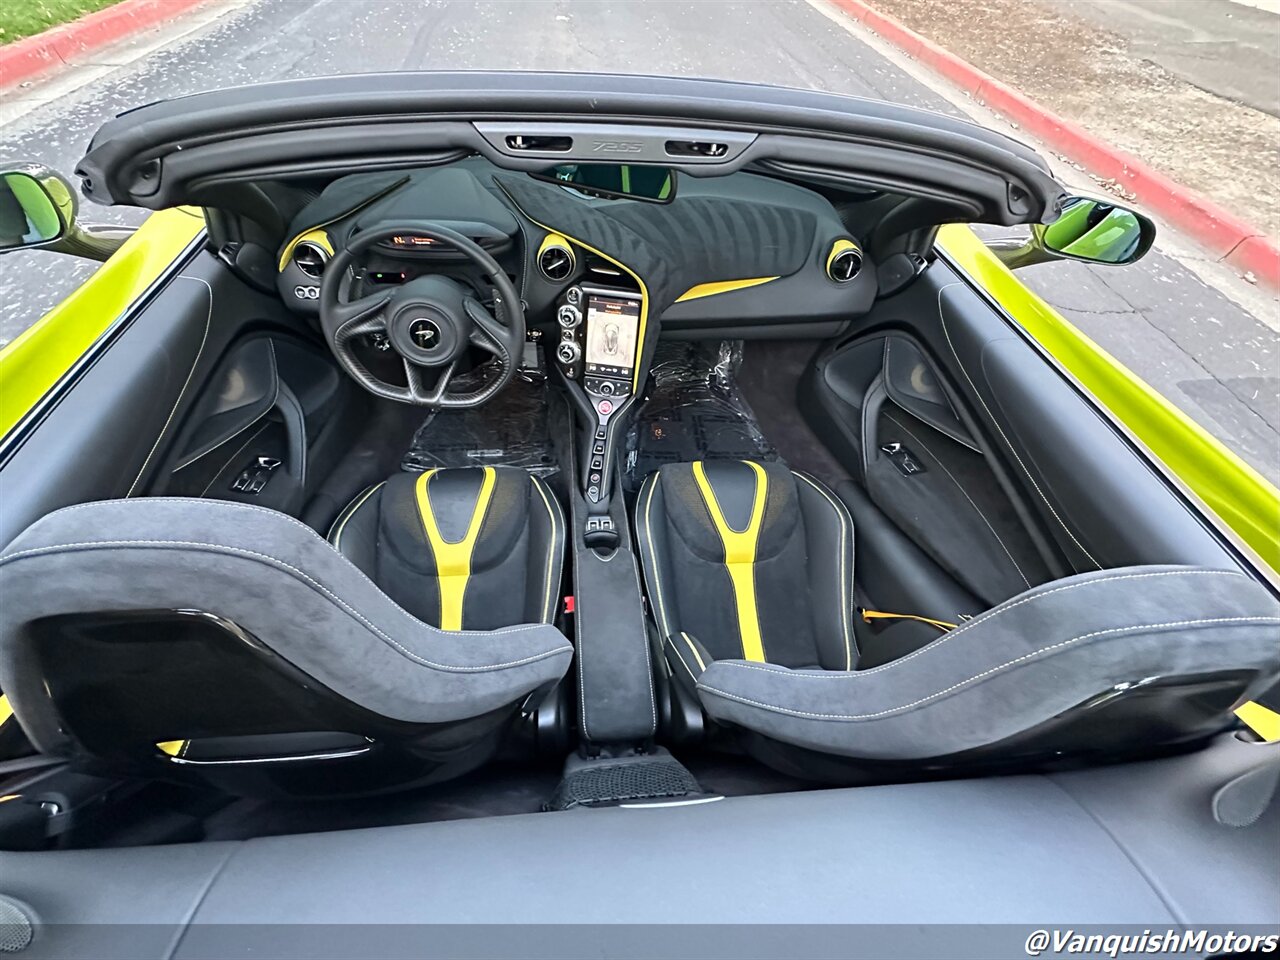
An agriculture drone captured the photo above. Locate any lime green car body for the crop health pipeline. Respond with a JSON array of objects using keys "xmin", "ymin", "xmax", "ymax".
[{"xmin": 1, "ymin": 212, "xmax": 1276, "ymax": 575}]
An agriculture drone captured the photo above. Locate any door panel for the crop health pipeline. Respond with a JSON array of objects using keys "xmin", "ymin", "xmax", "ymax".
[
  {"xmin": 0, "ymin": 249, "xmax": 325, "ymax": 548},
  {"xmin": 804, "ymin": 259, "xmax": 1242, "ymax": 629}
]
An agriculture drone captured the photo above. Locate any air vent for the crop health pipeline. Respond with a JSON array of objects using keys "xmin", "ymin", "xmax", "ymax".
[
  {"xmin": 538, "ymin": 234, "xmax": 576, "ymax": 282},
  {"xmin": 506, "ymin": 134, "xmax": 573, "ymax": 153},
  {"xmin": 293, "ymin": 240, "xmax": 330, "ymax": 279},
  {"xmin": 826, "ymin": 239, "xmax": 864, "ymax": 283},
  {"xmin": 666, "ymin": 139, "xmax": 728, "ymax": 158}
]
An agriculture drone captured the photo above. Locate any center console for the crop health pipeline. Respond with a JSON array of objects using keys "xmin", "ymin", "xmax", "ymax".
[{"xmin": 553, "ymin": 284, "xmax": 643, "ymax": 524}]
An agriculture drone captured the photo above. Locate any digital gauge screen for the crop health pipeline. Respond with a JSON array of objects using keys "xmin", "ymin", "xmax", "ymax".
[{"xmin": 584, "ymin": 295, "xmax": 640, "ymax": 377}]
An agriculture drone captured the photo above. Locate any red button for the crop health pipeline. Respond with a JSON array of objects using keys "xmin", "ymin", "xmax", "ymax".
[{"xmin": 597, "ymin": 399, "xmax": 614, "ymax": 416}]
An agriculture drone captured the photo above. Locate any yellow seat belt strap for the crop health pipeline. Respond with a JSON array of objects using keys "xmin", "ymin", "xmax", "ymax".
[
  {"xmin": 860, "ymin": 609, "xmax": 958, "ymax": 632},
  {"xmin": 1235, "ymin": 701, "xmax": 1280, "ymax": 742},
  {"xmin": 692, "ymin": 460, "xmax": 768, "ymax": 662},
  {"xmin": 415, "ymin": 467, "xmax": 497, "ymax": 631}
]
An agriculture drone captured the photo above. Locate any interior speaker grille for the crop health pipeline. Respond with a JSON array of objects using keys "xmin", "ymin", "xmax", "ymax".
[{"xmin": 0, "ymin": 896, "xmax": 34, "ymax": 953}]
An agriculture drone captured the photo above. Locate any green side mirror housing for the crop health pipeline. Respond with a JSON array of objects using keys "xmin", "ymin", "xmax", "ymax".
[
  {"xmin": 988, "ymin": 194, "xmax": 1157, "ymax": 270},
  {"xmin": 0, "ymin": 170, "xmax": 68, "ymax": 251}
]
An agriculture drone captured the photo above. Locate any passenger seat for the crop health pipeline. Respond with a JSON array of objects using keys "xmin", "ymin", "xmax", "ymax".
[{"xmin": 634, "ymin": 460, "xmax": 1280, "ymax": 776}]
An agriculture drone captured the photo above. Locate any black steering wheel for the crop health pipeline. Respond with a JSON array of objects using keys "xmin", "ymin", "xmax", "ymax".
[{"xmin": 318, "ymin": 222, "xmax": 525, "ymax": 407}]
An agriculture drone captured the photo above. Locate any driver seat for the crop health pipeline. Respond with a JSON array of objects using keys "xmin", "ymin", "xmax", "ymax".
[
  {"xmin": 327, "ymin": 467, "xmax": 563, "ymax": 630},
  {"xmin": 0, "ymin": 471, "xmax": 569, "ymax": 796}
]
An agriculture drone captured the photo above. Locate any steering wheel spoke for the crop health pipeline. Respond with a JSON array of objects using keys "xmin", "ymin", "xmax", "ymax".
[
  {"xmin": 404, "ymin": 357, "xmax": 455, "ymax": 405},
  {"xmin": 331, "ymin": 291, "xmax": 392, "ymax": 339}
]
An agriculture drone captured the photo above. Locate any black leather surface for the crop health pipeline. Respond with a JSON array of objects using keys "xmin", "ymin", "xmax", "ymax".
[
  {"xmin": 636, "ymin": 462, "xmax": 855, "ymax": 670},
  {"xmin": 329, "ymin": 466, "xmax": 564, "ymax": 630}
]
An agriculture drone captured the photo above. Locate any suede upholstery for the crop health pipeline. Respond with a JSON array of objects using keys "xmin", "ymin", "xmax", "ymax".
[
  {"xmin": 0, "ymin": 497, "xmax": 573, "ymax": 756},
  {"xmin": 697, "ymin": 565, "xmax": 1280, "ymax": 759},
  {"xmin": 635, "ymin": 461, "xmax": 1280, "ymax": 763},
  {"xmin": 328, "ymin": 468, "xmax": 564, "ymax": 630}
]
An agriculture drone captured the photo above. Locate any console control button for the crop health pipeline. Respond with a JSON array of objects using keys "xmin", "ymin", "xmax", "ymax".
[
  {"xmin": 566, "ymin": 286, "xmax": 582, "ymax": 306},
  {"xmin": 557, "ymin": 304, "xmax": 582, "ymax": 328},
  {"xmin": 588, "ymin": 485, "xmax": 599, "ymax": 501},
  {"xmin": 556, "ymin": 341, "xmax": 581, "ymax": 365},
  {"xmin": 597, "ymin": 399, "xmax": 613, "ymax": 416},
  {"xmin": 591, "ymin": 457, "xmax": 603, "ymax": 470},
  {"xmin": 592, "ymin": 441, "xmax": 605, "ymax": 455}
]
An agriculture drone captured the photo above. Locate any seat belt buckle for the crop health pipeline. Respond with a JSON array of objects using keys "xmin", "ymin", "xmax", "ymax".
[{"xmin": 563, "ymin": 596, "xmax": 575, "ymax": 615}]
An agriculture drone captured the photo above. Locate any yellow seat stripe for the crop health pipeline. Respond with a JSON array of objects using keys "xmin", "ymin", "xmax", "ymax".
[
  {"xmin": 415, "ymin": 467, "xmax": 497, "ymax": 631},
  {"xmin": 1235, "ymin": 701, "xmax": 1280, "ymax": 742},
  {"xmin": 692, "ymin": 460, "xmax": 768, "ymax": 662},
  {"xmin": 0, "ymin": 694, "xmax": 11, "ymax": 728}
]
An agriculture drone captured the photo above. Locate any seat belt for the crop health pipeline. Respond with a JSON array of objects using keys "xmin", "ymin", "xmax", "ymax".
[{"xmin": 859, "ymin": 608, "xmax": 958, "ymax": 632}]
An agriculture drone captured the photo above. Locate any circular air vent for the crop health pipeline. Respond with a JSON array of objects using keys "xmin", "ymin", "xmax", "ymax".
[
  {"xmin": 538, "ymin": 235, "xmax": 575, "ymax": 282},
  {"xmin": 293, "ymin": 241, "xmax": 330, "ymax": 279},
  {"xmin": 826, "ymin": 239, "xmax": 864, "ymax": 283}
]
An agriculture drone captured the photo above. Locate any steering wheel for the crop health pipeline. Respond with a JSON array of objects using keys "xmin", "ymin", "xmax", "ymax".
[{"xmin": 318, "ymin": 223, "xmax": 525, "ymax": 407}]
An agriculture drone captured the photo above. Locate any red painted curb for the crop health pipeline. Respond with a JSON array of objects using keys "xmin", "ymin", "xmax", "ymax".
[
  {"xmin": 830, "ymin": 0, "xmax": 1280, "ymax": 288},
  {"xmin": 0, "ymin": 0, "xmax": 212, "ymax": 91}
]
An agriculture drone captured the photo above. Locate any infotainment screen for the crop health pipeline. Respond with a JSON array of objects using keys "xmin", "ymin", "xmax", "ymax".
[{"xmin": 584, "ymin": 295, "xmax": 640, "ymax": 377}]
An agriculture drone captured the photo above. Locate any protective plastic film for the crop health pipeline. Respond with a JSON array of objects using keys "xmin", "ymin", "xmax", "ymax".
[
  {"xmin": 623, "ymin": 340, "xmax": 777, "ymax": 491},
  {"xmin": 402, "ymin": 372, "xmax": 560, "ymax": 478}
]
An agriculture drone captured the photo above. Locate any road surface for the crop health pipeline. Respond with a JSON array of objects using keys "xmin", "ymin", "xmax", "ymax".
[{"xmin": 0, "ymin": 0, "xmax": 1276, "ymax": 486}]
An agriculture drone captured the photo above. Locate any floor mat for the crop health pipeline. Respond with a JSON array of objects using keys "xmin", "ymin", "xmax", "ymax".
[
  {"xmin": 401, "ymin": 373, "xmax": 560, "ymax": 478},
  {"xmin": 623, "ymin": 341, "xmax": 778, "ymax": 491}
]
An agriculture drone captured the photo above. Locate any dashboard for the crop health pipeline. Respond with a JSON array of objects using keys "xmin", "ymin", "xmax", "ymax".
[{"xmin": 276, "ymin": 157, "xmax": 878, "ymax": 346}]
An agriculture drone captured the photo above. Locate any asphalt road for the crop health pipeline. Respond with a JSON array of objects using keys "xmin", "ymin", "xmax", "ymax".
[
  {"xmin": 1045, "ymin": 0, "xmax": 1280, "ymax": 117},
  {"xmin": 0, "ymin": 0, "xmax": 1276, "ymax": 486}
]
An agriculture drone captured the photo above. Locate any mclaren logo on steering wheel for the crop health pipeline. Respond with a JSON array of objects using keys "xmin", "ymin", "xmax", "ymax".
[{"xmin": 409, "ymin": 318, "xmax": 441, "ymax": 349}]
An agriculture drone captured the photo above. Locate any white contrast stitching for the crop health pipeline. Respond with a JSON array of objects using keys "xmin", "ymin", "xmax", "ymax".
[
  {"xmin": 328, "ymin": 483, "xmax": 384, "ymax": 548},
  {"xmin": 697, "ymin": 617, "xmax": 1280, "ymax": 721},
  {"xmin": 1, "ymin": 539, "xmax": 571, "ymax": 671},
  {"xmin": 529, "ymin": 475, "xmax": 563, "ymax": 625},
  {"xmin": 937, "ymin": 282, "xmax": 1102, "ymax": 570},
  {"xmin": 128, "ymin": 277, "xmax": 213, "ymax": 497},
  {"xmin": 882, "ymin": 410, "xmax": 1031, "ymax": 590},
  {"xmin": 792, "ymin": 471, "xmax": 855, "ymax": 670},
  {"xmin": 703, "ymin": 569, "xmax": 1245, "ymax": 680}
]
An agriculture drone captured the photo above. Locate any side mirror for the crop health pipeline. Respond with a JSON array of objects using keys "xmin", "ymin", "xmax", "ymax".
[
  {"xmin": 988, "ymin": 195, "xmax": 1156, "ymax": 270},
  {"xmin": 0, "ymin": 163, "xmax": 134, "ymax": 262}
]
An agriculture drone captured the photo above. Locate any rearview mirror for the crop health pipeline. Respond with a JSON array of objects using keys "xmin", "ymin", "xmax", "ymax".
[
  {"xmin": 988, "ymin": 195, "xmax": 1156, "ymax": 269},
  {"xmin": 0, "ymin": 163, "xmax": 134, "ymax": 261},
  {"xmin": 533, "ymin": 163, "xmax": 675, "ymax": 203}
]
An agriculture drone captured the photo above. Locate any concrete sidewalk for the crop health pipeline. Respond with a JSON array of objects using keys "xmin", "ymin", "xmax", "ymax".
[{"xmin": 870, "ymin": 0, "xmax": 1280, "ymax": 241}]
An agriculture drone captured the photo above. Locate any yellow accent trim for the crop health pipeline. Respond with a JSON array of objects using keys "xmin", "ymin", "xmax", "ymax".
[
  {"xmin": 277, "ymin": 228, "xmax": 334, "ymax": 272},
  {"xmin": 493, "ymin": 184, "xmax": 650, "ymax": 392},
  {"xmin": 692, "ymin": 460, "xmax": 768, "ymax": 662},
  {"xmin": 0, "ymin": 795, "xmax": 20, "ymax": 803},
  {"xmin": 415, "ymin": 467, "xmax": 497, "ymax": 631},
  {"xmin": 860, "ymin": 609, "xmax": 957, "ymax": 632},
  {"xmin": 156, "ymin": 740, "xmax": 187, "ymax": 757},
  {"xmin": 826, "ymin": 238, "xmax": 861, "ymax": 277},
  {"xmin": 0, "ymin": 694, "xmax": 11, "ymax": 727},
  {"xmin": 1235, "ymin": 701, "xmax": 1280, "ymax": 742},
  {"xmin": 674, "ymin": 277, "xmax": 779, "ymax": 303}
]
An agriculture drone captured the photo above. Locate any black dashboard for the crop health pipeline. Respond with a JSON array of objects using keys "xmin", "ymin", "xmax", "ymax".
[{"xmin": 277, "ymin": 157, "xmax": 877, "ymax": 343}]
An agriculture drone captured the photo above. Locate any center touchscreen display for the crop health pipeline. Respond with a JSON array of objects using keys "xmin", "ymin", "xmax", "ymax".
[{"xmin": 584, "ymin": 295, "xmax": 640, "ymax": 375}]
